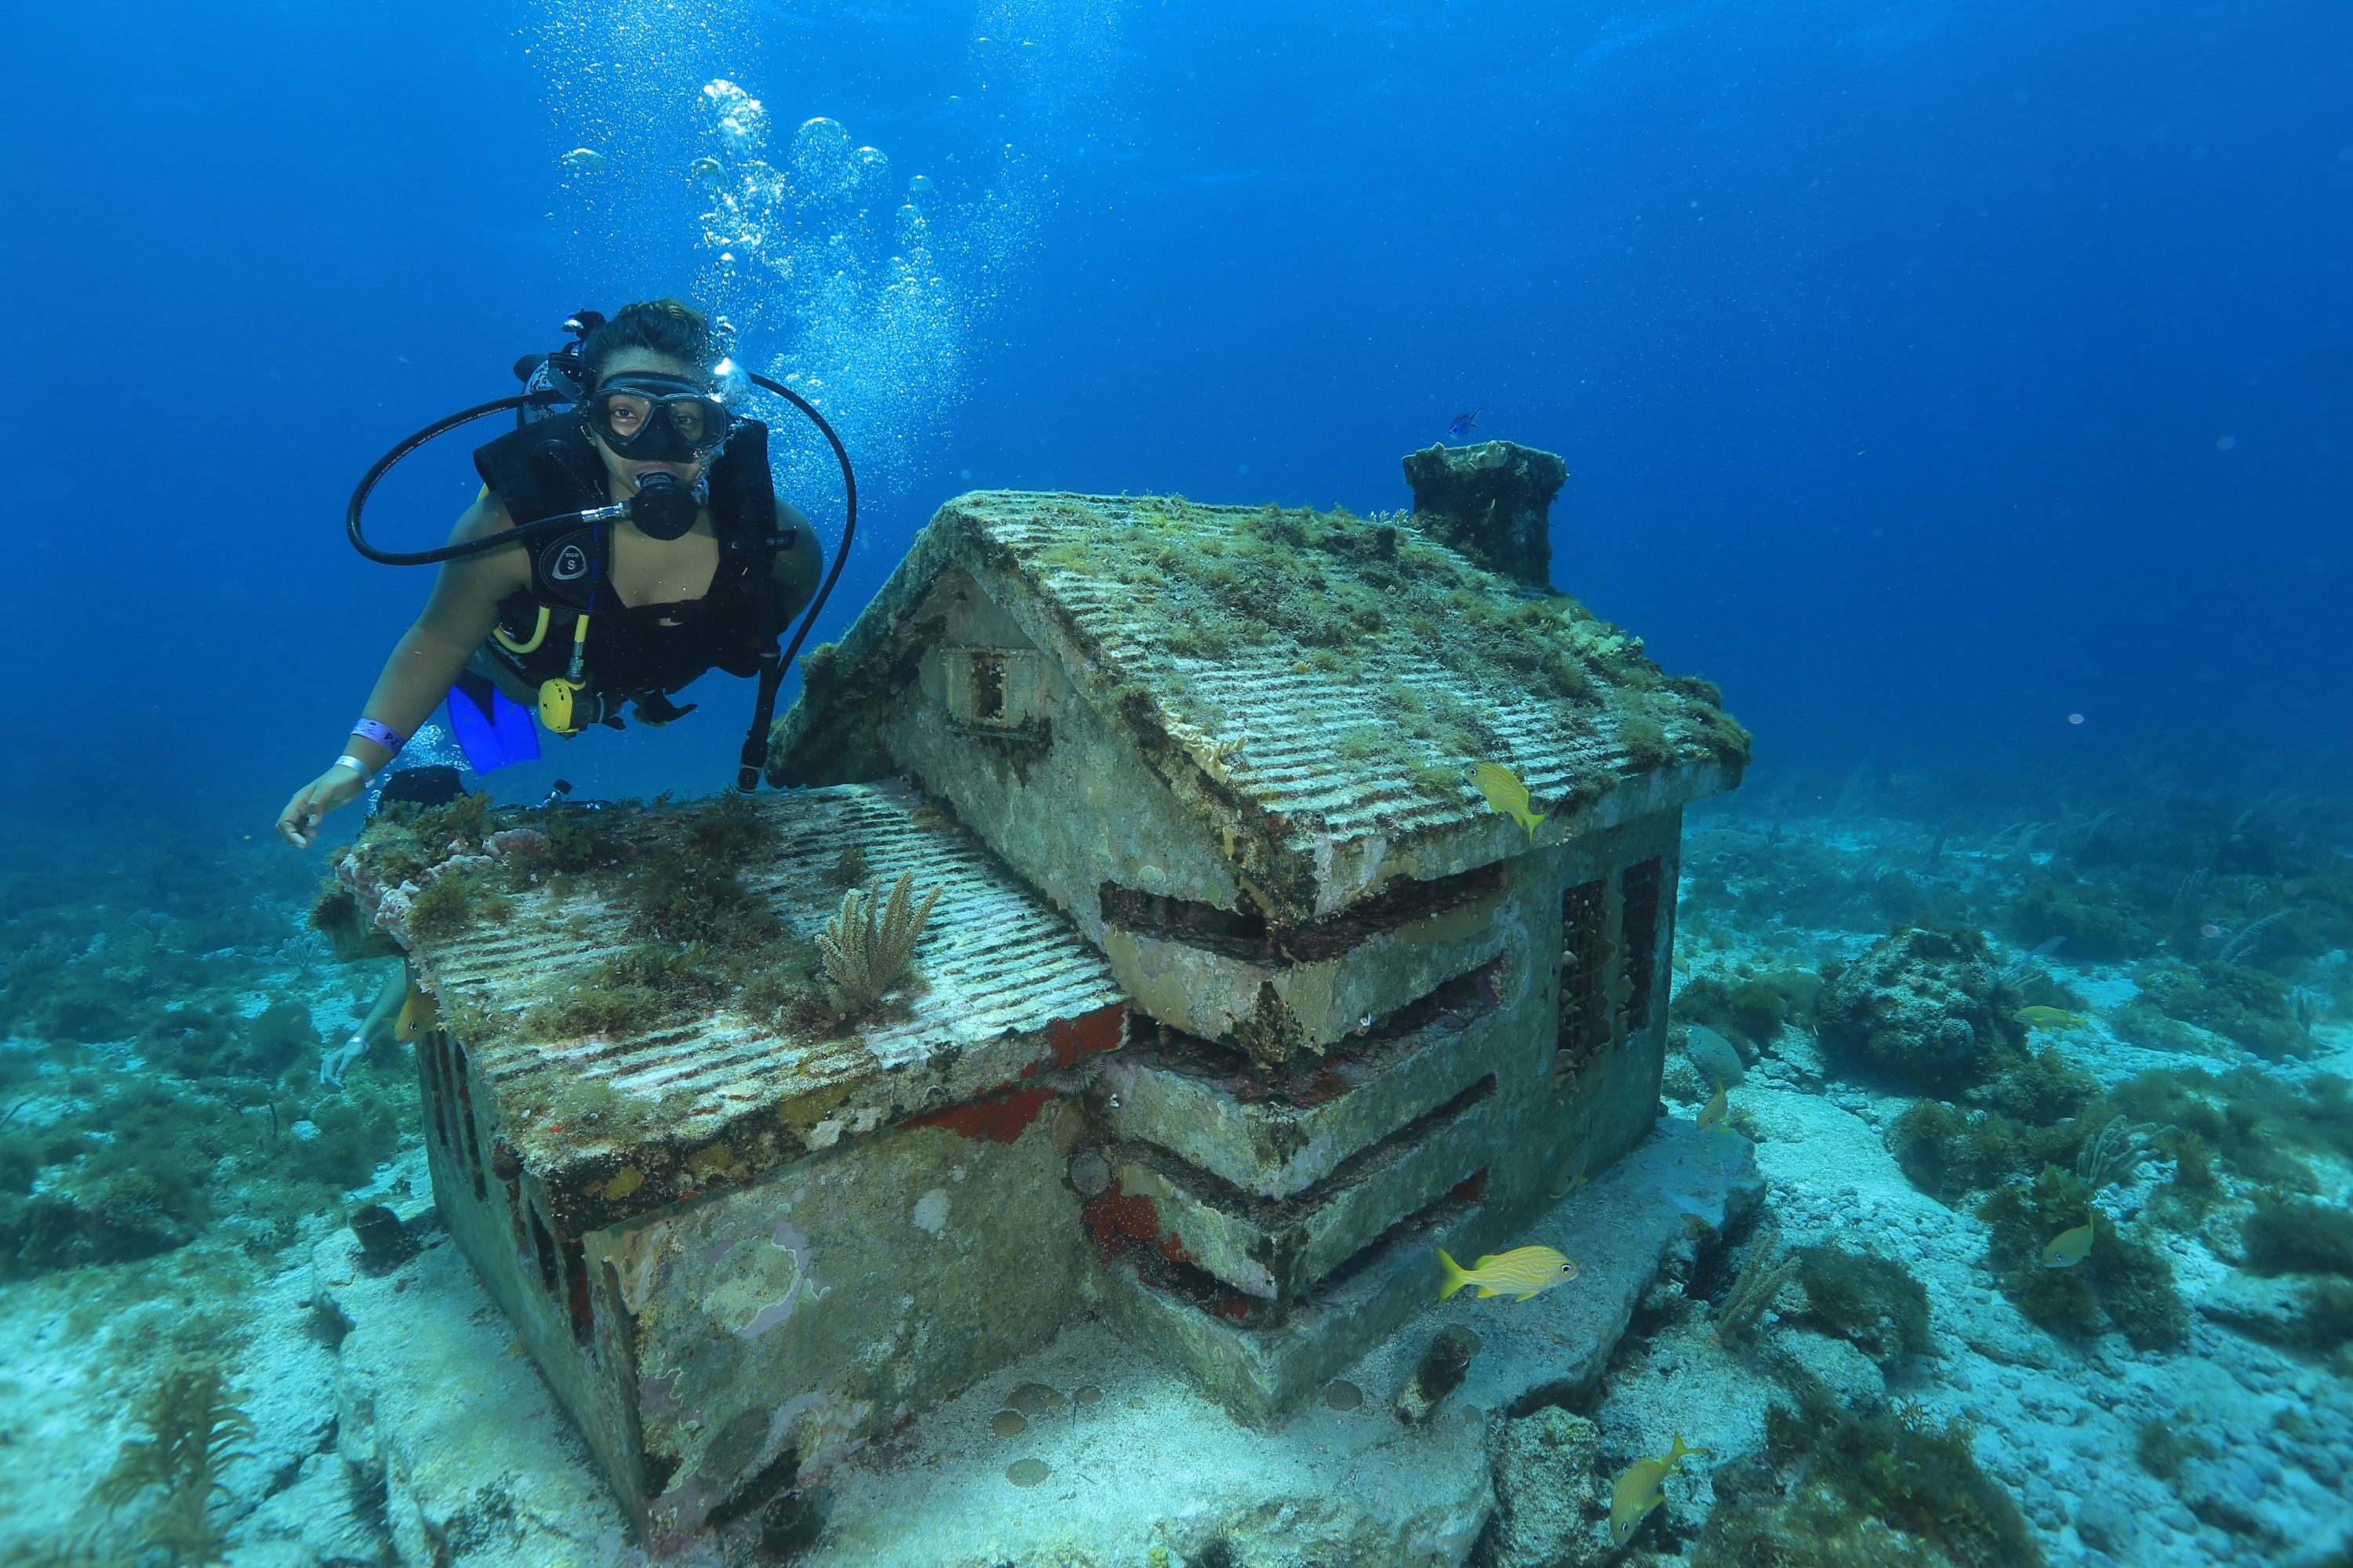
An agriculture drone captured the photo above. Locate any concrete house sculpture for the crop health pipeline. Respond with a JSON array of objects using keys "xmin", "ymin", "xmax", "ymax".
[
  {"xmin": 338, "ymin": 440, "xmax": 1747, "ymax": 1549},
  {"xmin": 767, "ymin": 444, "xmax": 1748, "ymax": 1407}
]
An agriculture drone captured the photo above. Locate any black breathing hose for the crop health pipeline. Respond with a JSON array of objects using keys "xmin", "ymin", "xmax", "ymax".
[
  {"xmin": 736, "ymin": 373, "xmax": 856, "ymax": 792},
  {"xmin": 343, "ymin": 373, "xmax": 857, "ymax": 793}
]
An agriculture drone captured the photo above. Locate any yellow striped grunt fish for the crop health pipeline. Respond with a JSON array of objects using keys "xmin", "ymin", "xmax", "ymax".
[
  {"xmin": 1438, "ymin": 1245, "xmax": 1577, "ymax": 1301},
  {"xmin": 1695, "ymin": 1082, "xmax": 1729, "ymax": 1133},
  {"xmin": 2016, "ymin": 1006, "xmax": 2088, "ymax": 1031},
  {"xmin": 1471, "ymin": 762, "xmax": 1547, "ymax": 842}
]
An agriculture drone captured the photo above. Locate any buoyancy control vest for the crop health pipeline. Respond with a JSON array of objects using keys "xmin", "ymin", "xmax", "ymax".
[{"xmin": 469, "ymin": 417, "xmax": 798, "ymax": 729}]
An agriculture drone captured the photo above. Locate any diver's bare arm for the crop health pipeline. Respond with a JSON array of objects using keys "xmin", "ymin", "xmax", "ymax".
[
  {"xmin": 769, "ymin": 497, "xmax": 824, "ymax": 623},
  {"xmin": 344, "ymin": 498, "xmax": 529, "ymax": 768},
  {"xmin": 275, "ymin": 499, "xmax": 525, "ymax": 845}
]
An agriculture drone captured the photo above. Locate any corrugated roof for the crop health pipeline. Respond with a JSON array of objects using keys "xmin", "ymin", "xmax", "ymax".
[
  {"xmin": 770, "ymin": 492, "xmax": 1747, "ymax": 918},
  {"xmin": 357, "ymin": 780, "xmax": 1123, "ymax": 1224}
]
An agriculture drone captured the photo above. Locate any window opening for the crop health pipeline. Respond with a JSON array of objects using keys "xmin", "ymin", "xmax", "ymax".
[
  {"xmin": 1620, "ymin": 857, "xmax": 1664, "ymax": 1035},
  {"xmin": 449, "ymin": 1041, "xmax": 488, "ymax": 1201},
  {"xmin": 1558, "ymin": 876, "xmax": 1610, "ymax": 1073},
  {"xmin": 529, "ymin": 1204, "xmax": 561, "ymax": 1297},
  {"xmin": 563, "ymin": 1237, "xmax": 595, "ymax": 1344},
  {"xmin": 422, "ymin": 1034, "xmax": 453, "ymax": 1151},
  {"xmin": 969, "ymin": 650, "xmax": 1006, "ymax": 722}
]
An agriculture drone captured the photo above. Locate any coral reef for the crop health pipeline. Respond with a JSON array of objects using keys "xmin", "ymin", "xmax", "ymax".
[
  {"xmin": 2073, "ymin": 1115, "xmax": 2155, "ymax": 1191},
  {"xmin": 2242, "ymin": 1195, "xmax": 2353, "ymax": 1278},
  {"xmin": 1976, "ymin": 1166, "xmax": 2187, "ymax": 1350},
  {"xmin": 1695, "ymin": 1390, "xmax": 2042, "ymax": 1568},
  {"xmin": 2137, "ymin": 960, "xmax": 2309, "ymax": 1059},
  {"xmin": 1790, "ymin": 1245, "xmax": 1934, "ymax": 1362},
  {"xmin": 1816, "ymin": 925, "xmax": 2022, "ymax": 1090}
]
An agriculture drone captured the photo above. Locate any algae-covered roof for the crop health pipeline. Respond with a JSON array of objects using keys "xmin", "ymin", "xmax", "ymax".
[
  {"xmin": 334, "ymin": 780, "xmax": 1124, "ymax": 1232},
  {"xmin": 771, "ymin": 493, "xmax": 1747, "ymax": 914}
]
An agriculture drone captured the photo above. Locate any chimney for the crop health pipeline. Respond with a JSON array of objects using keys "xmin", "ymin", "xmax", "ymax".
[{"xmin": 1401, "ymin": 441, "xmax": 1569, "ymax": 590}]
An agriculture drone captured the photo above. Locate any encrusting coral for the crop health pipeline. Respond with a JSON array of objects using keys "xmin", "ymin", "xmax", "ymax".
[
  {"xmin": 819, "ymin": 871, "xmax": 941, "ymax": 1017},
  {"xmin": 1817, "ymin": 925, "xmax": 2023, "ymax": 1090}
]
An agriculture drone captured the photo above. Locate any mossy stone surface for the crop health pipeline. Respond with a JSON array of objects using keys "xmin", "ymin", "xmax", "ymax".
[
  {"xmin": 1817, "ymin": 926, "xmax": 2023, "ymax": 1090},
  {"xmin": 768, "ymin": 490, "xmax": 1747, "ymax": 926}
]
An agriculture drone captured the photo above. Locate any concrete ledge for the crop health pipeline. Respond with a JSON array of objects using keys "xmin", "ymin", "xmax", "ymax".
[
  {"xmin": 1111, "ymin": 1082, "xmax": 1500, "ymax": 1300},
  {"xmin": 1099, "ymin": 984, "xmax": 1505, "ymax": 1199},
  {"xmin": 1099, "ymin": 882, "xmax": 1512, "ymax": 1053}
]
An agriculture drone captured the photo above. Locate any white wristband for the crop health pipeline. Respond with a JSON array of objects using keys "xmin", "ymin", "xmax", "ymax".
[{"xmin": 335, "ymin": 754, "xmax": 375, "ymax": 777}]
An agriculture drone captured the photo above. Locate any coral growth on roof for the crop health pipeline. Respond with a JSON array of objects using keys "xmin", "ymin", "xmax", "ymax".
[{"xmin": 772, "ymin": 491, "xmax": 1748, "ymax": 903}]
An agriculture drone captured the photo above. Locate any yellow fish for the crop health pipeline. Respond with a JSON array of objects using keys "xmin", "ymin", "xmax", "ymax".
[
  {"xmin": 1610, "ymin": 1433, "xmax": 1708, "ymax": 1545},
  {"xmin": 394, "ymin": 983, "xmax": 438, "ymax": 1043},
  {"xmin": 1695, "ymin": 1082, "xmax": 1729, "ymax": 1133},
  {"xmin": 1438, "ymin": 1245, "xmax": 1577, "ymax": 1301},
  {"xmin": 2041, "ymin": 1223, "xmax": 2094, "ymax": 1270},
  {"xmin": 1471, "ymin": 762, "xmax": 1547, "ymax": 842},
  {"xmin": 2016, "ymin": 1006, "xmax": 2088, "ymax": 1031}
]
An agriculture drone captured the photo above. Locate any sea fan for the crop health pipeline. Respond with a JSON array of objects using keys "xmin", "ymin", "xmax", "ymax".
[
  {"xmin": 89, "ymin": 1363, "xmax": 256, "ymax": 1567},
  {"xmin": 817, "ymin": 871, "xmax": 941, "ymax": 1017},
  {"xmin": 1715, "ymin": 1227, "xmax": 1800, "ymax": 1347}
]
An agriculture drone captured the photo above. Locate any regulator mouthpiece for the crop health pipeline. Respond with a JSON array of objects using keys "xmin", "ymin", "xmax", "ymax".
[{"xmin": 627, "ymin": 472, "xmax": 700, "ymax": 540}]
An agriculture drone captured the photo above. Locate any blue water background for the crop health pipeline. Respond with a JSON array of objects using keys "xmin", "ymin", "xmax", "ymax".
[{"xmin": 1, "ymin": 0, "xmax": 2345, "ymax": 838}]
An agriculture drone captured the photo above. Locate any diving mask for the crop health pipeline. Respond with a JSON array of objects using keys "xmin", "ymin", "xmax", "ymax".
[{"xmin": 584, "ymin": 373, "xmax": 733, "ymax": 462}]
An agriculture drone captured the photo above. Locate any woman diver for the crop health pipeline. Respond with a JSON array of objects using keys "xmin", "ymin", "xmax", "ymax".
[{"xmin": 277, "ymin": 299, "xmax": 824, "ymax": 847}]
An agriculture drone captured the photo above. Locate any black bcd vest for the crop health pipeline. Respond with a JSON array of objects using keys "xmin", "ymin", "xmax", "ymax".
[{"xmin": 470, "ymin": 418, "xmax": 796, "ymax": 711}]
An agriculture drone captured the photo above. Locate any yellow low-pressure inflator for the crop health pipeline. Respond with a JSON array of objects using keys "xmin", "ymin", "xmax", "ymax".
[{"xmin": 539, "ymin": 607, "xmax": 593, "ymax": 735}]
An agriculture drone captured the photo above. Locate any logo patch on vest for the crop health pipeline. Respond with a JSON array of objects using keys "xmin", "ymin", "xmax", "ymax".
[{"xmin": 549, "ymin": 543, "xmax": 589, "ymax": 581}]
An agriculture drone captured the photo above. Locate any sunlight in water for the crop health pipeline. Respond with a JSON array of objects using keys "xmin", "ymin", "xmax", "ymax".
[{"xmin": 531, "ymin": 0, "xmax": 1121, "ymax": 516}]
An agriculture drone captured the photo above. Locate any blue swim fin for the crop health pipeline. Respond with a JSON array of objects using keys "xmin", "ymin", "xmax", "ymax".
[{"xmin": 448, "ymin": 673, "xmax": 542, "ymax": 774}]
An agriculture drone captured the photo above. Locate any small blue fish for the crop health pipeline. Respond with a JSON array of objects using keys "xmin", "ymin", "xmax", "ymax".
[{"xmin": 1446, "ymin": 406, "xmax": 1484, "ymax": 439}]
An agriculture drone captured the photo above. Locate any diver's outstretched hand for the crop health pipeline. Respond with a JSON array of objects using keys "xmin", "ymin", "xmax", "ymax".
[{"xmin": 277, "ymin": 766, "xmax": 369, "ymax": 847}]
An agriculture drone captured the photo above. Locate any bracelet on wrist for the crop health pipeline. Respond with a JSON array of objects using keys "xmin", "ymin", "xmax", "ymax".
[
  {"xmin": 351, "ymin": 719, "xmax": 406, "ymax": 754},
  {"xmin": 335, "ymin": 754, "xmax": 375, "ymax": 777}
]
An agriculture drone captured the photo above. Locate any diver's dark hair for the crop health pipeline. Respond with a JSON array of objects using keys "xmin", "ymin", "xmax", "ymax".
[{"xmin": 580, "ymin": 298, "xmax": 719, "ymax": 387}]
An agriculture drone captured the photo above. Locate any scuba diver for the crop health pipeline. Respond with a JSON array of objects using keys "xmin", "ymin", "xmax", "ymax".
[{"xmin": 278, "ymin": 298, "xmax": 838, "ymax": 847}]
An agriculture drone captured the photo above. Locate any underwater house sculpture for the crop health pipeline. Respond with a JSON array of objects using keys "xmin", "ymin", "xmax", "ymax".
[{"xmin": 344, "ymin": 441, "xmax": 1748, "ymax": 1545}]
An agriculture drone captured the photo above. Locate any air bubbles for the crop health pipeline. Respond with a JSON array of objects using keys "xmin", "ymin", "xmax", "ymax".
[
  {"xmin": 561, "ymin": 147, "xmax": 607, "ymax": 173},
  {"xmin": 690, "ymin": 157, "xmax": 723, "ymax": 184},
  {"xmin": 2215, "ymin": 435, "xmax": 2238, "ymax": 450},
  {"xmin": 855, "ymin": 145, "xmax": 889, "ymax": 180},
  {"xmin": 793, "ymin": 117, "xmax": 857, "ymax": 201},
  {"xmin": 711, "ymin": 356, "xmax": 751, "ymax": 406},
  {"xmin": 908, "ymin": 174, "xmax": 936, "ymax": 198},
  {"xmin": 704, "ymin": 81, "xmax": 769, "ymax": 156}
]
